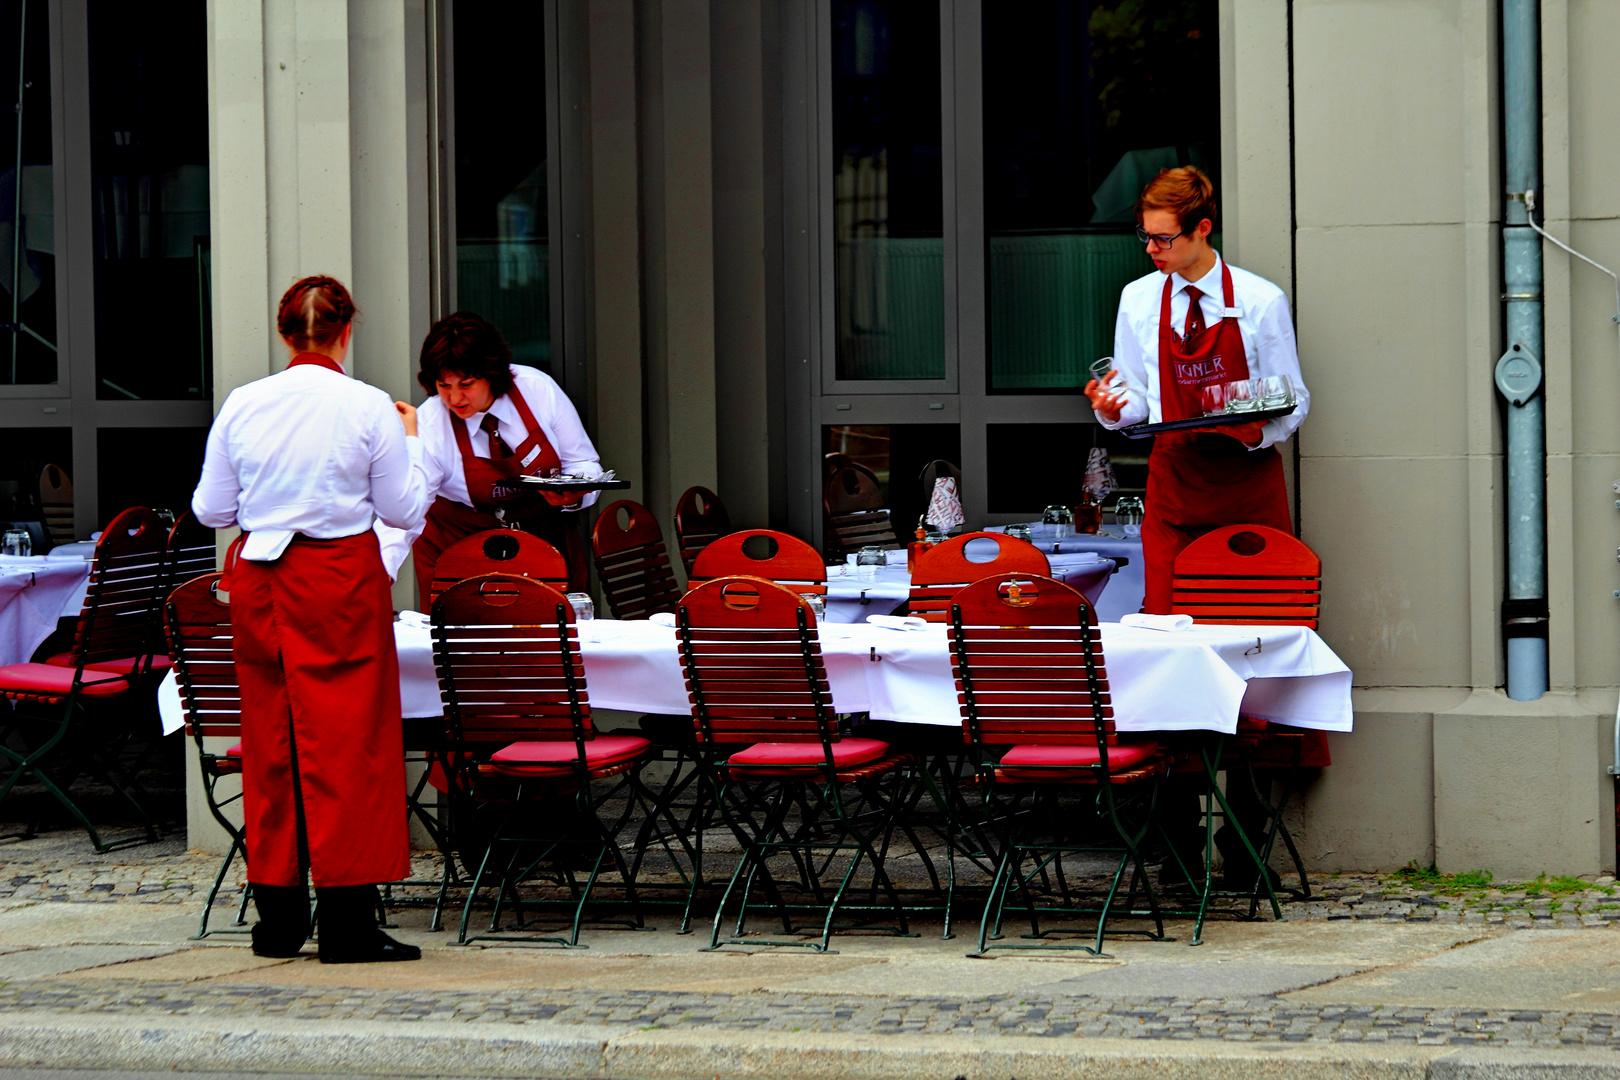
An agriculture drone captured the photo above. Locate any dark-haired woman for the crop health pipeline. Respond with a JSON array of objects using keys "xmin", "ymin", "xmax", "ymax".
[
  {"xmin": 375, "ymin": 311, "xmax": 602, "ymax": 605},
  {"xmin": 192, "ymin": 275, "xmax": 428, "ymax": 963}
]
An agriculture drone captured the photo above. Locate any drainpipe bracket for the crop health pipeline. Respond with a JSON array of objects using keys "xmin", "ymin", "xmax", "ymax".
[{"xmin": 1495, "ymin": 343, "xmax": 1543, "ymax": 406}]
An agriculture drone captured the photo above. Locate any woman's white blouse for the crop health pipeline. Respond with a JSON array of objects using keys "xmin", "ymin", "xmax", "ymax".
[
  {"xmin": 192, "ymin": 363, "xmax": 430, "ymax": 562},
  {"xmin": 1098, "ymin": 254, "xmax": 1310, "ymax": 450},
  {"xmin": 374, "ymin": 364, "xmax": 602, "ymax": 579}
]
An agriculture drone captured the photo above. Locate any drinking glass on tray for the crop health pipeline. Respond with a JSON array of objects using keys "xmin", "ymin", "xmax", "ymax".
[
  {"xmin": 1258, "ymin": 374, "xmax": 1294, "ymax": 410},
  {"xmin": 1224, "ymin": 379, "xmax": 1259, "ymax": 413}
]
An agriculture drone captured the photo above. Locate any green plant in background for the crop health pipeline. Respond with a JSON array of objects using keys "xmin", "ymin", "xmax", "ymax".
[{"xmin": 1387, "ymin": 862, "xmax": 1493, "ymax": 894}]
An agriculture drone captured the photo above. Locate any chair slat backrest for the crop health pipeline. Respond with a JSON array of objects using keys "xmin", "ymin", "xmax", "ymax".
[
  {"xmin": 824, "ymin": 464, "xmax": 897, "ymax": 553},
  {"xmin": 163, "ymin": 510, "xmax": 216, "ymax": 596},
  {"xmin": 910, "ymin": 532, "xmax": 1051, "ymax": 623},
  {"xmin": 39, "ymin": 463, "xmax": 73, "ymax": 546},
  {"xmin": 71, "ymin": 507, "xmax": 169, "ymax": 669},
  {"xmin": 676, "ymin": 575, "xmax": 837, "ymax": 748},
  {"xmin": 431, "ymin": 575, "xmax": 594, "ymax": 751},
  {"xmin": 1170, "ymin": 524, "xmax": 1321, "ymax": 629},
  {"xmin": 947, "ymin": 573, "xmax": 1115, "ymax": 751},
  {"xmin": 673, "ymin": 485, "xmax": 731, "ymax": 576},
  {"xmin": 428, "ymin": 529, "xmax": 569, "ymax": 608},
  {"xmin": 164, "ymin": 572, "xmax": 241, "ymax": 747},
  {"xmin": 591, "ymin": 499, "xmax": 681, "ymax": 620},
  {"xmin": 689, "ymin": 529, "xmax": 827, "ymax": 596}
]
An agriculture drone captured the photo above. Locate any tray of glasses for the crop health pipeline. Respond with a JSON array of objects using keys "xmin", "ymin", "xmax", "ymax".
[
  {"xmin": 516, "ymin": 473, "xmax": 632, "ymax": 492},
  {"xmin": 1121, "ymin": 405, "xmax": 1298, "ymax": 439}
]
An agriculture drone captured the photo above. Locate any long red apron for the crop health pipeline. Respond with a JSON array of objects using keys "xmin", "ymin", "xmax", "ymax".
[
  {"xmin": 1141, "ymin": 262, "xmax": 1293, "ymax": 615},
  {"xmin": 230, "ymin": 353, "xmax": 411, "ymax": 888},
  {"xmin": 411, "ymin": 382, "xmax": 587, "ymax": 608}
]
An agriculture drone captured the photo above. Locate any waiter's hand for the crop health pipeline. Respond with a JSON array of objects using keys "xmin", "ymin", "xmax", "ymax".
[
  {"xmin": 1085, "ymin": 372, "xmax": 1125, "ymax": 424},
  {"xmin": 394, "ymin": 401, "xmax": 418, "ymax": 438}
]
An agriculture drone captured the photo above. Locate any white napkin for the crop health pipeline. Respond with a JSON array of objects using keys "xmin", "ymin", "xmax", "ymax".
[
  {"xmin": 648, "ymin": 611, "xmax": 678, "ymax": 627},
  {"xmin": 867, "ymin": 614, "xmax": 929, "ymax": 631},
  {"xmin": 1119, "ymin": 613, "xmax": 1194, "ymax": 632},
  {"xmin": 396, "ymin": 610, "xmax": 430, "ymax": 629}
]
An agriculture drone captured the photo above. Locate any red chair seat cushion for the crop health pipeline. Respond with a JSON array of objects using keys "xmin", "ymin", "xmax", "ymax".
[
  {"xmin": 0, "ymin": 662, "xmax": 131, "ymax": 699},
  {"xmin": 487, "ymin": 734, "xmax": 650, "ymax": 777},
  {"xmin": 997, "ymin": 739, "xmax": 1158, "ymax": 780},
  {"xmin": 226, "ymin": 742, "xmax": 242, "ymax": 757},
  {"xmin": 46, "ymin": 652, "xmax": 172, "ymax": 675},
  {"xmin": 728, "ymin": 736, "xmax": 888, "ymax": 770}
]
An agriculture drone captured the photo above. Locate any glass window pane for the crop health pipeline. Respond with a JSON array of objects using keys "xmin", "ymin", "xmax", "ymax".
[
  {"xmin": 832, "ymin": 0, "xmax": 943, "ymax": 381},
  {"xmin": 984, "ymin": 2, "xmax": 1219, "ymax": 392},
  {"xmin": 0, "ymin": 0, "xmax": 56, "ymax": 385},
  {"xmin": 986, "ymin": 423, "xmax": 1147, "ymax": 515},
  {"xmin": 824, "ymin": 423, "xmax": 959, "ymax": 538},
  {"xmin": 453, "ymin": 5, "xmax": 550, "ymax": 371},
  {"xmin": 96, "ymin": 426, "xmax": 206, "ymax": 529},
  {"xmin": 89, "ymin": 0, "xmax": 210, "ymax": 401}
]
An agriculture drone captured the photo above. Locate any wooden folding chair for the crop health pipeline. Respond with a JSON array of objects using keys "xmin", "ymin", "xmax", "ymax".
[
  {"xmin": 677, "ymin": 575, "xmax": 913, "ymax": 952},
  {"xmin": 431, "ymin": 574, "xmax": 652, "ymax": 946},
  {"xmin": 673, "ymin": 486, "xmax": 731, "ymax": 577},
  {"xmin": 948, "ymin": 572, "xmax": 1173, "ymax": 957},
  {"xmin": 590, "ymin": 500, "xmax": 681, "ymax": 620},
  {"xmin": 164, "ymin": 571, "xmax": 252, "ymax": 939},
  {"xmin": 688, "ymin": 529, "xmax": 826, "ymax": 595},
  {"xmin": 427, "ymin": 529, "xmax": 569, "ymax": 608},
  {"xmin": 824, "ymin": 463, "xmax": 897, "ymax": 555},
  {"xmin": 909, "ymin": 532, "xmax": 1049, "ymax": 623},
  {"xmin": 162, "ymin": 511, "xmax": 217, "ymax": 596},
  {"xmin": 0, "ymin": 507, "xmax": 169, "ymax": 850},
  {"xmin": 38, "ymin": 464, "xmax": 73, "ymax": 547},
  {"xmin": 1171, "ymin": 524, "xmax": 1324, "ymax": 909}
]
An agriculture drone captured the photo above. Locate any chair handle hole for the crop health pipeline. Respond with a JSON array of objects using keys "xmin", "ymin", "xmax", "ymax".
[
  {"xmin": 482, "ymin": 533, "xmax": 521, "ymax": 561},
  {"xmin": 478, "ymin": 579, "xmax": 522, "ymax": 606},
  {"xmin": 740, "ymin": 533, "xmax": 779, "ymax": 561},
  {"xmin": 719, "ymin": 581, "xmax": 762, "ymax": 611},
  {"xmin": 1228, "ymin": 531, "xmax": 1267, "ymax": 557}
]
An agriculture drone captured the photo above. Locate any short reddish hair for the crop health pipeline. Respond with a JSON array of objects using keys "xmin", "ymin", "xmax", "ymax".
[
  {"xmin": 277, "ymin": 275, "xmax": 357, "ymax": 352},
  {"xmin": 416, "ymin": 312, "xmax": 514, "ymax": 397},
  {"xmin": 1135, "ymin": 166, "xmax": 1218, "ymax": 234}
]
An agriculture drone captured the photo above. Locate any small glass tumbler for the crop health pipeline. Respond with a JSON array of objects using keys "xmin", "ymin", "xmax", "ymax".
[
  {"xmin": 1200, "ymin": 383, "xmax": 1229, "ymax": 416},
  {"xmin": 1042, "ymin": 505, "xmax": 1073, "ymax": 540},
  {"xmin": 1088, "ymin": 356, "xmax": 1115, "ymax": 388},
  {"xmin": 2, "ymin": 528, "xmax": 30, "ymax": 557},
  {"xmin": 1113, "ymin": 496, "xmax": 1144, "ymax": 528},
  {"xmin": 799, "ymin": 592, "xmax": 826, "ymax": 620},
  {"xmin": 1258, "ymin": 374, "xmax": 1294, "ymax": 410},
  {"xmin": 1004, "ymin": 522, "xmax": 1033, "ymax": 543},
  {"xmin": 565, "ymin": 592, "xmax": 595, "ymax": 621},
  {"xmin": 1224, "ymin": 379, "xmax": 1259, "ymax": 413},
  {"xmin": 856, "ymin": 545, "xmax": 885, "ymax": 583}
]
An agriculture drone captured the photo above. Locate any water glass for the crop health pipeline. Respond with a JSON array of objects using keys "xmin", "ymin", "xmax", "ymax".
[
  {"xmin": 856, "ymin": 545, "xmax": 885, "ymax": 583},
  {"xmin": 1088, "ymin": 356, "xmax": 1116, "ymax": 387},
  {"xmin": 1200, "ymin": 383, "xmax": 1228, "ymax": 416},
  {"xmin": 1258, "ymin": 374, "xmax": 1294, "ymax": 410},
  {"xmin": 1004, "ymin": 522, "xmax": 1033, "ymax": 542},
  {"xmin": 1041, "ymin": 505, "xmax": 1073, "ymax": 540},
  {"xmin": 2, "ymin": 528, "xmax": 30, "ymax": 557},
  {"xmin": 1224, "ymin": 379, "xmax": 1259, "ymax": 413},
  {"xmin": 1113, "ymin": 496, "xmax": 1144, "ymax": 528},
  {"xmin": 799, "ymin": 592, "xmax": 826, "ymax": 620},
  {"xmin": 565, "ymin": 592, "xmax": 595, "ymax": 621}
]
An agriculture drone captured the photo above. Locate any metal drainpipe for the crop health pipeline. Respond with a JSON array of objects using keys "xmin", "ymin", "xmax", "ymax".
[{"xmin": 1499, "ymin": 0, "xmax": 1549, "ymax": 700}]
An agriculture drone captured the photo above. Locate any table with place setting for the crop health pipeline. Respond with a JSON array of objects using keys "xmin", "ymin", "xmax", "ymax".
[{"xmin": 0, "ymin": 545, "xmax": 96, "ymax": 668}]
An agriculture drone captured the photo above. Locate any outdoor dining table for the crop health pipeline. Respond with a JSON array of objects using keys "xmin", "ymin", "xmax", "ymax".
[
  {"xmin": 823, "ymin": 543, "xmax": 1120, "ymax": 624},
  {"xmin": 0, "ymin": 550, "xmax": 94, "ymax": 668},
  {"xmin": 983, "ymin": 524, "xmax": 1146, "ymax": 622}
]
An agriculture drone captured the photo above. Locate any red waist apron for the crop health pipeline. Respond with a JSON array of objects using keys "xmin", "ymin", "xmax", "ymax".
[
  {"xmin": 230, "ymin": 529, "xmax": 410, "ymax": 889},
  {"xmin": 411, "ymin": 382, "xmax": 587, "ymax": 608}
]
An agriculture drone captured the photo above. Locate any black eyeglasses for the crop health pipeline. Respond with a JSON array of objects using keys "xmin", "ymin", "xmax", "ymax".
[{"xmin": 1135, "ymin": 225, "xmax": 1190, "ymax": 247}]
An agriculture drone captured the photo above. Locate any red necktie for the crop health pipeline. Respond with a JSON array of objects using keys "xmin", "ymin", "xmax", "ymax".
[
  {"xmin": 480, "ymin": 414, "xmax": 512, "ymax": 460},
  {"xmin": 1183, "ymin": 285, "xmax": 1206, "ymax": 343}
]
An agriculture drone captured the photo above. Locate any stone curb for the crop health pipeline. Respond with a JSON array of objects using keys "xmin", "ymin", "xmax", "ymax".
[{"xmin": 4, "ymin": 1010, "xmax": 1620, "ymax": 1080}]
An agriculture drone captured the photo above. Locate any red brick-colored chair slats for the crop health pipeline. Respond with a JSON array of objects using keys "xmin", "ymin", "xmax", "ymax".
[
  {"xmin": 63, "ymin": 507, "xmax": 169, "ymax": 670},
  {"xmin": 909, "ymin": 532, "xmax": 1051, "ymax": 623},
  {"xmin": 1170, "ymin": 525, "xmax": 1321, "ymax": 630},
  {"xmin": 431, "ymin": 575, "xmax": 597, "ymax": 746},
  {"xmin": 688, "ymin": 529, "xmax": 827, "ymax": 596},
  {"xmin": 428, "ymin": 529, "xmax": 569, "ymax": 608},
  {"xmin": 676, "ymin": 576, "xmax": 836, "ymax": 746},
  {"xmin": 824, "ymin": 464, "xmax": 897, "ymax": 553},
  {"xmin": 164, "ymin": 574, "xmax": 242, "ymax": 741},
  {"xmin": 948, "ymin": 574, "xmax": 1116, "ymax": 748},
  {"xmin": 591, "ymin": 499, "xmax": 681, "ymax": 620},
  {"xmin": 164, "ymin": 511, "xmax": 218, "ymax": 593},
  {"xmin": 674, "ymin": 485, "xmax": 732, "ymax": 576}
]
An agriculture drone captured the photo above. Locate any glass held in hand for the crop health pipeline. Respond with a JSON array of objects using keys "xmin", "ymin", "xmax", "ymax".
[
  {"xmin": 565, "ymin": 591, "xmax": 595, "ymax": 621},
  {"xmin": 2, "ymin": 529, "xmax": 30, "ymax": 557},
  {"xmin": 856, "ymin": 545, "xmax": 885, "ymax": 583},
  {"xmin": 1088, "ymin": 356, "xmax": 1115, "ymax": 386},
  {"xmin": 1200, "ymin": 383, "xmax": 1229, "ymax": 416},
  {"xmin": 1224, "ymin": 379, "xmax": 1260, "ymax": 413},
  {"xmin": 799, "ymin": 592, "xmax": 826, "ymax": 620},
  {"xmin": 1258, "ymin": 374, "xmax": 1294, "ymax": 410}
]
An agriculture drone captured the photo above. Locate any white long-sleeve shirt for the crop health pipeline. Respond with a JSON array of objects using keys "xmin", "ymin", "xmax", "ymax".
[
  {"xmin": 192, "ymin": 363, "xmax": 430, "ymax": 562},
  {"xmin": 375, "ymin": 364, "xmax": 602, "ymax": 578},
  {"xmin": 1098, "ymin": 254, "xmax": 1309, "ymax": 450}
]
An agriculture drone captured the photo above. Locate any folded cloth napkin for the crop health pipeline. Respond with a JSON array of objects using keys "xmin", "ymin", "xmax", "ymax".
[
  {"xmin": 396, "ymin": 610, "xmax": 430, "ymax": 629},
  {"xmin": 648, "ymin": 611, "xmax": 678, "ymax": 627},
  {"xmin": 867, "ymin": 614, "xmax": 930, "ymax": 631},
  {"xmin": 1119, "ymin": 613, "xmax": 1194, "ymax": 632}
]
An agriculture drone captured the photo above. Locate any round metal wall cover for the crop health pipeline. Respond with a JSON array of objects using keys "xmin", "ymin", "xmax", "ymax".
[{"xmin": 1495, "ymin": 344, "xmax": 1543, "ymax": 406}]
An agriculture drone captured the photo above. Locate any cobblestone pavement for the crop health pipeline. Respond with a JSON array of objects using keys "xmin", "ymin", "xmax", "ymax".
[{"xmin": 4, "ymin": 975, "xmax": 1620, "ymax": 1049}]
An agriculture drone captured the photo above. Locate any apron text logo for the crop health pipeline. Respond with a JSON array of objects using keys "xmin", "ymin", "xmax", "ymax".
[{"xmin": 1173, "ymin": 355, "xmax": 1227, "ymax": 385}]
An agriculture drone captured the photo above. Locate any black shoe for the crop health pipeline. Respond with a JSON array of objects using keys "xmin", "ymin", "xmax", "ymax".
[
  {"xmin": 249, "ymin": 882, "xmax": 311, "ymax": 957},
  {"xmin": 250, "ymin": 922, "xmax": 308, "ymax": 958},
  {"xmin": 319, "ymin": 928, "xmax": 423, "ymax": 964}
]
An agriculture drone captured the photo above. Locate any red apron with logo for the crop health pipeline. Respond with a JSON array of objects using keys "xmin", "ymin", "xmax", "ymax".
[
  {"xmin": 1142, "ymin": 262, "xmax": 1292, "ymax": 615},
  {"xmin": 227, "ymin": 418, "xmax": 411, "ymax": 892},
  {"xmin": 411, "ymin": 381, "xmax": 587, "ymax": 607}
]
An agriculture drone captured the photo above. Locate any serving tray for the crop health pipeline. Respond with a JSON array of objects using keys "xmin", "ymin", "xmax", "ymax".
[
  {"xmin": 1121, "ymin": 405, "xmax": 1298, "ymax": 439},
  {"xmin": 516, "ymin": 476, "xmax": 633, "ymax": 492}
]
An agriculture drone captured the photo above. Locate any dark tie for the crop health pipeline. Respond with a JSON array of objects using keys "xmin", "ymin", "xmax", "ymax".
[
  {"xmin": 480, "ymin": 414, "xmax": 512, "ymax": 460},
  {"xmin": 1183, "ymin": 285, "xmax": 1206, "ymax": 343}
]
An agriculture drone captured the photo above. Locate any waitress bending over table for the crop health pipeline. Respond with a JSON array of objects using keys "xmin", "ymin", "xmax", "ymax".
[
  {"xmin": 192, "ymin": 275, "xmax": 430, "ymax": 962},
  {"xmin": 1086, "ymin": 166, "xmax": 1309, "ymax": 614},
  {"xmin": 377, "ymin": 311, "xmax": 602, "ymax": 605}
]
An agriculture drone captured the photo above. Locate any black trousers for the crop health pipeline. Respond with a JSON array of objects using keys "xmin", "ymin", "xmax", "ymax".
[{"xmin": 250, "ymin": 882, "xmax": 381, "ymax": 954}]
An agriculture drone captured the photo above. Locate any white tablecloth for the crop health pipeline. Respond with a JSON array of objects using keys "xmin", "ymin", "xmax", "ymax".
[
  {"xmin": 0, "ymin": 554, "xmax": 93, "ymax": 667},
  {"xmin": 824, "ymin": 564, "xmax": 910, "ymax": 623},
  {"xmin": 986, "ymin": 525, "xmax": 1145, "ymax": 622}
]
